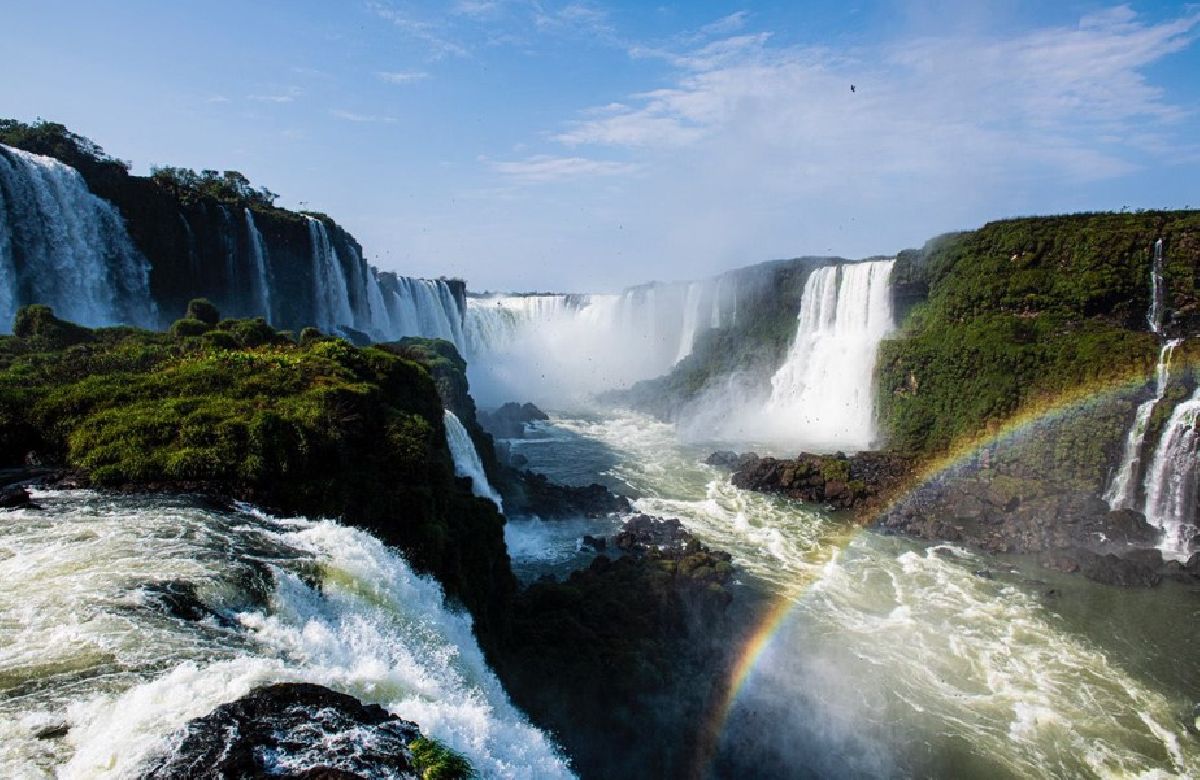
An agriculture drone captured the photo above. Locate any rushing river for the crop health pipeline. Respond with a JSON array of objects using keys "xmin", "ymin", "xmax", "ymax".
[
  {"xmin": 505, "ymin": 412, "xmax": 1200, "ymax": 779},
  {"xmin": 0, "ymin": 491, "xmax": 571, "ymax": 779}
]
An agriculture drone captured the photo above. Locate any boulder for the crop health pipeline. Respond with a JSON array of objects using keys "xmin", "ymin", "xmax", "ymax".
[
  {"xmin": 139, "ymin": 683, "xmax": 425, "ymax": 780},
  {"xmin": 478, "ymin": 402, "xmax": 549, "ymax": 439},
  {"xmin": 0, "ymin": 486, "xmax": 34, "ymax": 509}
]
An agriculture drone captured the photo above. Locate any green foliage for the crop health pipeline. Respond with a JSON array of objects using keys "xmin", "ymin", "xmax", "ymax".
[
  {"xmin": 170, "ymin": 317, "xmax": 212, "ymax": 340},
  {"xmin": 186, "ymin": 298, "xmax": 220, "ymax": 325},
  {"xmin": 12, "ymin": 305, "xmax": 93, "ymax": 350},
  {"xmin": 878, "ymin": 212, "xmax": 1200, "ymax": 457},
  {"xmin": 410, "ymin": 738, "xmax": 475, "ymax": 780},
  {"xmin": 150, "ymin": 166, "xmax": 279, "ymax": 208}
]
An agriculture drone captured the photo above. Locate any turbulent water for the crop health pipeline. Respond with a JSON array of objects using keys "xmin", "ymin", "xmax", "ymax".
[
  {"xmin": 444, "ymin": 410, "xmax": 503, "ymax": 509},
  {"xmin": 1141, "ymin": 389, "xmax": 1200, "ymax": 560},
  {"xmin": 0, "ymin": 144, "xmax": 156, "ymax": 332},
  {"xmin": 0, "ymin": 491, "xmax": 570, "ymax": 779},
  {"xmin": 503, "ymin": 411, "xmax": 1200, "ymax": 779}
]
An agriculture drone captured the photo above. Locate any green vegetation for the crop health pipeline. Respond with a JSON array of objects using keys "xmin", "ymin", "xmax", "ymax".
[
  {"xmin": 878, "ymin": 211, "xmax": 1200, "ymax": 460},
  {"xmin": 410, "ymin": 737, "xmax": 476, "ymax": 780},
  {"xmin": 0, "ymin": 302, "xmax": 514, "ymax": 644},
  {"xmin": 149, "ymin": 166, "xmax": 279, "ymax": 209}
]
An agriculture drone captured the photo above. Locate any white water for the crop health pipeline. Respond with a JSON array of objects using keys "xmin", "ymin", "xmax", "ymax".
[
  {"xmin": 443, "ymin": 410, "xmax": 504, "ymax": 510},
  {"xmin": 243, "ymin": 208, "xmax": 273, "ymax": 324},
  {"xmin": 306, "ymin": 217, "xmax": 356, "ymax": 335},
  {"xmin": 1140, "ymin": 387, "xmax": 1200, "ymax": 560},
  {"xmin": 1148, "ymin": 238, "xmax": 1165, "ymax": 334},
  {"xmin": 1105, "ymin": 339, "xmax": 1182, "ymax": 510},
  {"xmin": 674, "ymin": 282, "xmax": 704, "ymax": 364},
  {"xmin": 0, "ymin": 491, "xmax": 569, "ymax": 779},
  {"xmin": 747, "ymin": 260, "xmax": 895, "ymax": 449},
  {"xmin": 0, "ymin": 144, "xmax": 156, "ymax": 331},
  {"xmin": 512, "ymin": 411, "xmax": 1200, "ymax": 777}
]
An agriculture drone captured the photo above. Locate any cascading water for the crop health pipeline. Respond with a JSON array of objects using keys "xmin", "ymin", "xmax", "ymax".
[
  {"xmin": 1147, "ymin": 238, "xmax": 1165, "ymax": 334},
  {"xmin": 243, "ymin": 208, "xmax": 273, "ymax": 324},
  {"xmin": 1105, "ymin": 339, "xmax": 1181, "ymax": 510},
  {"xmin": 0, "ymin": 144, "xmax": 156, "ymax": 331},
  {"xmin": 1140, "ymin": 390, "xmax": 1200, "ymax": 559},
  {"xmin": 443, "ymin": 410, "xmax": 503, "ymax": 509},
  {"xmin": 674, "ymin": 282, "xmax": 704, "ymax": 364},
  {"xmin": 760, "ymin": 260, "xmax": 895, "ymax": 450},
  {"xmin": 306, "ymin": 217, "xmax": 355, "ymax": 335},
  {"xmin": 0, "ymin": 491, "xmax": 569, "ymax": 779}
]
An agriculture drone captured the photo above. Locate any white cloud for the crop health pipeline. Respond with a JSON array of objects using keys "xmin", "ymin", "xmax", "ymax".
[
  {"xmin": 370, "ymin": 2, "xmax": 470, "ymax": 59},
  {"xmin": 378, "ymin": 70, "xmax": 430, "ymax": 85},
  {"xmin": 490, "ymin": 154, "xmax": 638, "ymax": 183},
  {"xmin": 330, "ymin": 109, "xmax": 397, "ymax": 123}
]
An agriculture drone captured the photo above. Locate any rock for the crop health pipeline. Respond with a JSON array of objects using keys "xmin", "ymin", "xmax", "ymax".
[
  {"xmin": 0, "ymin": 486, "xmax": 34, "ymax": 509},
  {"xmin": 478, "ymin": 402, "xmax": 549, "ymax": 439},
  {"xmin": 581, "ymin": 534, "xmax": 607, "ymax": 551},
  {"xmin": 1078, "ymin": 551, "xmax": 1163, "ymax": 588},
  {"xmin": 503, "ymin": 469, "xmax": 630, "ymax": 518},
  {"xmin": 140, "ymin": 580, "xmax": 220, "ymax": 623},
  {"xmin": 34, "ymin": 722, "xmax": 69, "ymax": 740},
  {"xmin": 139, "ymin": 683, "xmax": 426, "ymax": 780},
  {"xmin": 704, "ymin": 451, "xmax": 740, "ymax": 468}
]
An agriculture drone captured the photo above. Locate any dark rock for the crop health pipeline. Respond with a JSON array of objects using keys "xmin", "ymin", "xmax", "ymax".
[
  {"xmin": 34, "ymin": 723, "xmax": 69, "ymax": 740},
  {"xmin": 732, "ymin": 450, "xmax": 910, "ymax": 511},
  {"xmin": 1078, "ymin": 550, "xmax": 1163, "ymax": 588},
  {"xmin": 704, "ymin": 450, "xmax": 740, "ymax": 468},
  {"xmin": 502, "ymin": 469, "xmax": 630, "ymax": 519},
  {"xmin": 974, "ymin": 570, "xmax": 995, "ymax": 580},
  {"xmin": 139, "ymin": 683, "xmax": 424, "ymax": 780},
  {"xmin": 140, "ymin": 580, "xmax": 219, "ymax": 623},
  {"xmin": 581, "ymin": 534, "xmax": 607, "ymax": 551},
  {"xmin": 0, "ymin": 486, "xmax": 34, "ymax": 509},
  {"xmin": 478, "ymin": 402, "xmax": 549, "ymax": 440}
]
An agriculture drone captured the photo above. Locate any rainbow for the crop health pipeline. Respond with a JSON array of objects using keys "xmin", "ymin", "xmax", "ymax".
[{"xmin": 690, "ymin": 354, "xmax": 1184, "ymax": 775}]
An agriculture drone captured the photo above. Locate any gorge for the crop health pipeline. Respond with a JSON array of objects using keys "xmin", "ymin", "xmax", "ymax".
[{"xmin": 2, "ymin": 119, "xmax": 1199, "ymax": 779}]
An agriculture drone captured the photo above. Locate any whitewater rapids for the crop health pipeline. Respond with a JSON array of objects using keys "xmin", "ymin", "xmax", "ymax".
[{"xmin": 0, "ymin": 490, "xmax": 571, "ymax": 779}]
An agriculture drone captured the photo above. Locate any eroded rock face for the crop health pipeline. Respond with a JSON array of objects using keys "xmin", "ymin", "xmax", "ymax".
[{"xmin": 140, "ymin": 683, "xmax": 422, "ymax": 780}]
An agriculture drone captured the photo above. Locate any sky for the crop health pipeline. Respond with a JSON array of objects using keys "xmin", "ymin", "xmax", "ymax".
[{"xmin": 2, "ymin": 1, "xmax": 1198, "ymax": 291}]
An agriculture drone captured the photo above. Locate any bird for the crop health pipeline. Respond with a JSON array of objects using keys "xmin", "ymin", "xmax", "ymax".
[{"xmin": 850, "ymin": 84, "xmax": 856, "ymax": 93}]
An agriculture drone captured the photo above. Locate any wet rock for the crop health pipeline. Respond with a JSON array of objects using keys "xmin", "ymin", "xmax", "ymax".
[
  {"xmin": 34, "ymin": 722, "xmax": 69, "ymax": 740},
  {"xmin": 502, "ymin": 469, "xmax": 630, "ymax": 518},
  {"xmin": 732, "ymin": 451, "xmax": 910, "ymax": 511},
  {"xmin": 0, "ymin": 485, "xmax": 35, "ymax": 510},
  {"xmin": 140, "ymin": 580, "xmax": 220, "ymax": 623},
  {"xmin": 139, "ymin": 683, "xmax": 425, "ymax": 780},
  {"xmin": 1078, "ymin": 550, "xmax": 1163, "ymax": 588},
  {"xmin": 478, "ymin": 402, "xmax": 549, "ymax": 439},
  {"xmin": 581, "ymin": 534, "xmax": 607, "ymax": 551}
]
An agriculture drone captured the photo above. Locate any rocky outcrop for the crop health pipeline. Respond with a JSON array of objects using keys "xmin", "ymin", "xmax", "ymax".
[
  {"xmin": 500, "ymin": 469, "xmax": 631, "ymax": 518},
  {"xmin": 139, "ymin": 682, "xmax": 468, "ymax": 780},
  {"xmin": 720, "ymin": 450, "xmax": 911, "ymax": 511},
  {"xmin": 478, "ymin": 402, "xmax": 549, "ymax": 439}
]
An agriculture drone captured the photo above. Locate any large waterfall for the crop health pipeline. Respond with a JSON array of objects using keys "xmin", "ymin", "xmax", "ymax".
[
  {"xmin": 759, "ymin": 260, "xmax": 896, "ymax": 449},
  {"xmin": 464, "ymin": 282, "xmax": 733, "ymax": 406},
  {"xmin": 0, "ymin": 144, "xmax": 156, "ymax": 331},
  {"xmin": 443, "ymin": 410, "xmax": 503, "ymax": 510},
  {"xmin": 0, "ymin": 144, "xmax": 468, "ymax": 346}
]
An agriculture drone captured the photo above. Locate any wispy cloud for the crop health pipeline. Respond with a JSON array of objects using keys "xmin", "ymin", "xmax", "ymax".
[
  {"xmin": 369, "ymin": 2, "xmax": 470, "ymax": 59},
  {"xmin": 248, "ymin": 85, "xmax": 304, "ymax": 104},
  {"xmin": 330, "ymin": 109, "xmax": 397, "ymax": 123},
  {"xmin": 377, "ymin": 70, "xmax": 430, "ymax": 85},
  {"xmin": 490, "ymin": 154, "xmax": 638, "ymax": 183}
]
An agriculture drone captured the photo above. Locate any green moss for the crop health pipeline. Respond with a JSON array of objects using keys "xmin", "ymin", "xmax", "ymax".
[{"xmin": 410, "ymin": 737, "xmax": 475, "ymax": 780}]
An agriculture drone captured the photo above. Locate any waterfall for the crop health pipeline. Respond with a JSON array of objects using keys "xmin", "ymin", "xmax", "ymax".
[
  {"xmin": 0, "ymin": 144, "xmax": 156, "ymax": 331},
  {"xmin": 244, "ymin": 208, "xmax": 273, "ymax": 324},
  {"xmin": 1147, "ymin": 239, "xmax": 1165, "ymax": 334},
  {"xmin": 443, "ymin": 410, "xmax": 503, "ymax": 509},
  {"xmin": 1105, "ymin": 339, "xmax": 1181, "ymax": 510},
  {"xmin": 1140, "ymin": 388, "xmax": 1200, "ymax": 560},
  {"xmin": 762, "ymin": 260, "xmax": 895, "ymax": 450},
  {"xmin": 674, "ymin": 282, "xmax": 704, "ymax": 364},
  {"xmin": 306, "ymin": 217, "xmax": 355, "ymax": 334}
]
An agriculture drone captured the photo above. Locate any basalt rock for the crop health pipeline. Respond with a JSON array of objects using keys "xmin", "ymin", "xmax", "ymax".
[
  {"xmin": 139, "ymin": 683, "xmax": 430, "ymax": 780},
  {"xmin": 728, "ymin": 450, "xmax": 910, "ymax": 511},
  {"xmin": 0, "ymin": 485, "xmax": 34, "ymax": 509},
  {"xmin": 477, "ymin": 402, "xmax": 549, "ymax": 440},
  {"xmin": 501, "ymin": 468, "xmax": 631, "ymax": 518}
]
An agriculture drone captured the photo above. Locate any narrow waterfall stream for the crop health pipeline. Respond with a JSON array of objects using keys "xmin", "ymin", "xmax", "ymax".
[{"xmin": 443, "ymin": 410, "xmax": 504, "ymax": 509}]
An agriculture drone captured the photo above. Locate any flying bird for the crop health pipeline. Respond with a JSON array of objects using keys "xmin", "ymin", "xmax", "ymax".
[{"xmin": 850, "ymin": 84, "xmax": 856, "ymax": 93}]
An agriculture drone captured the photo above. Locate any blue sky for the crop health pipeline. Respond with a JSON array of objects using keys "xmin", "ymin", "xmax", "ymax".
[{"xmin": 3, "ymin": 1, "xmax": 1198, "ymax": 291}]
